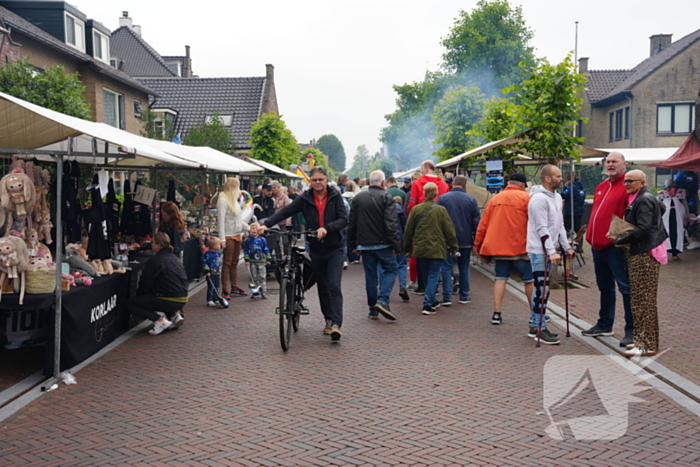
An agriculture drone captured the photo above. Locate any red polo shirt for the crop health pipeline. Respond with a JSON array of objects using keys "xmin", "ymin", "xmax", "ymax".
[{"xmin": 314, "ymin": 190, "xmax": 328, "ymax": 228}]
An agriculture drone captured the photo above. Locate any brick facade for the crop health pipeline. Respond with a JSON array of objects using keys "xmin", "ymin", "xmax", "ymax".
[
  {"xmin": 0, "ymin": 27, "xmax": 148, "ymax": 136},
  {"xmin": 579, "ymin": 33, "xmax": 700, "ymax": 149}
]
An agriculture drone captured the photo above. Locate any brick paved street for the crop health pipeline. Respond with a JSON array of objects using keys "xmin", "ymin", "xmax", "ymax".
[{"xmin": 1, "ymin": 260, "xmax": 700, "ymax": 466}]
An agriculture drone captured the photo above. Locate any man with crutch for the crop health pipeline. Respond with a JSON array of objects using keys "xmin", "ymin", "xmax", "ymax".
[{"xmin": 527, "ymin": 165, "xmax": 576, "ymax": 345}]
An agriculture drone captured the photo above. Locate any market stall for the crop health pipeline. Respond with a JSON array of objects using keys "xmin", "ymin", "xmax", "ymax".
[{"xmin": 0, "ymin": 90, "xmax": 261, "ymax": 385}]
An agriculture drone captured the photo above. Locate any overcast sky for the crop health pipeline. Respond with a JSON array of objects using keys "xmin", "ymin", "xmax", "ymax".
[{"xmin": 77, "ymin": 0, "xmax": 698, "ymax": 169}]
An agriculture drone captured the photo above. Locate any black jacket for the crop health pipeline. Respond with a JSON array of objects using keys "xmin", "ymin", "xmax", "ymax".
[
  {"xmin": 137, "ymin": 248, "xmax": 189, "ymax": 298},
  {"xmin": 348, "ymin": 186, "xmax": 401, "ymax": 253},
  {"xmin": 253, "ymin": 194, "xmax": 276, "ymax": 220},
  {"xmin": 614, "ymin": 186, "xmax": 668, "ymax": 256},
  {"xmin": 263, "ymin": 187, "xmax": 348, "ymax": 255}
]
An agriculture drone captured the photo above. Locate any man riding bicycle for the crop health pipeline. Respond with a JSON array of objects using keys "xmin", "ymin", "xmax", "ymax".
[{"xmin": 258, "ymin": 167, "xmax": 348, "ymax": 341}]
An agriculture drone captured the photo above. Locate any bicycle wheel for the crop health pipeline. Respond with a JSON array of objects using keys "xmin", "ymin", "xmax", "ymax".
[
  {"xmin": 279, "ymin": 276, "xmax": 294, "ymax": 351},
  {"xmin": 292, "ymin": 276, "xmax": 303, "ymax": 332}
]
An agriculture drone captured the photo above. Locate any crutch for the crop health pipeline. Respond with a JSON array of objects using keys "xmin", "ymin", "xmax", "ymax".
[
  {"xmin": 563, "ymin": 253, "xmax": 571, "ymax": 338},
  {"xmin": 206, "ymin": 275, "xmax": 229, "ymax": 308},
  {"xmin": 536, "ymin": 235, "xmax": 550, "ymax": 347}
]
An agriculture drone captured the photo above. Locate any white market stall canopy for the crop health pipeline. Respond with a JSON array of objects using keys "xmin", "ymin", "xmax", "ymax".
[
  {"xmin": 0, "ymin": 91, "xmax": 262, "ymax": 173},
  {"xmin": 580, "ymin": 147, "xmax": 678, "ymax": 166},
  {"xmin": 244, "ymin": 156, "xmax": 301, "ymax": 178}
]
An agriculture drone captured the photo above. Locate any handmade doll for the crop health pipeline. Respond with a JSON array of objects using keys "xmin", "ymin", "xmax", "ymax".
[
  {"xmin": 37, "ymin": 210, "xmax": 53, "ymax": 245},
  {"xmin": 0, "ymin": 170, "xmax": 36, "ymax": 217}
]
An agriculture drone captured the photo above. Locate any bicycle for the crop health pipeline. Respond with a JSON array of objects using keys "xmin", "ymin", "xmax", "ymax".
[{"xmin": 275, "ymin": 227, "xmax": 316, "ymax": 351}]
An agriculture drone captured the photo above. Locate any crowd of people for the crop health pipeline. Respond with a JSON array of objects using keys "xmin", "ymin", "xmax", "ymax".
[{"xmin": 132, "ymin": 155, "xmax": 697, "ymax": 356}]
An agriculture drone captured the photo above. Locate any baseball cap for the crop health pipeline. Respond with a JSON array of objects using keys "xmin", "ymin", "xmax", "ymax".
[
  {"xmin": 509, "ymin": 173, "xmax": 527, "ymax": 183},
  {"xmin": 262, "ymin": 182, "xmax": 272, "ymax": 190},
  {"xmin": 403, "ymin": 177, "xmax": 411, "ymax": 183}
]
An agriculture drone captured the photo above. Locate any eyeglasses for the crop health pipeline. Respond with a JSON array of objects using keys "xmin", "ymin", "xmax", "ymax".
[
  {"xmin": 310, "ymin": 178, "xmax": 326, "ymax": 182},
  {"xmin": 623, "ymin": 179, "xmax": 643, "ymax": 184}
]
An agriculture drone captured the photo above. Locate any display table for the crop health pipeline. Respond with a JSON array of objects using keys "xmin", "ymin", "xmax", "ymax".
[
  {"xmin": 182, "ymin": 238, "xmax": 202, "ymax": 281},
  {"xmin": 0, "ymin": 255, "xmax": 153, "ymax": 374}
]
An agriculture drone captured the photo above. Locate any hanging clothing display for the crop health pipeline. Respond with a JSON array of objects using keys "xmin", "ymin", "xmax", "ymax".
[
  {"xmin": 120, "ymin": 178, "xmax": 133, "ymax": 235},
  {"xmin": 62, "ymin": 160, "xmax": 82, "ymax": 244},
  {"xmin": 105, "ymin": 178, "xmax": 121, "ymax": 238},
  {"xmin": 121, "ymin": 180, "xmax": 151, "ymax": 237},
  {"xmin": 167, "ymin": 180, "xmax": 179, "ymax": 206},
  {"xmin": 83, "ymin": 174, "xmax": 112, "ymax": 260}
]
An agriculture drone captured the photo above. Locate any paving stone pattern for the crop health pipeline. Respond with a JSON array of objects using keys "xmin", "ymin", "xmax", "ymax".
[
  {"xmin": 550, "ymin": 245, "xmax": 700, "ymax": 386},
  {"xmin": 1, "ymin": 261, "xmax": 699, "ymax": 466}
]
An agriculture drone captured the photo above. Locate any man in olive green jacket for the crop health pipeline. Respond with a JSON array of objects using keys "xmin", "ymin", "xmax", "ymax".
[{"xmin": 403, "ymin": 182, "xmax": 458, "ymax": 315}]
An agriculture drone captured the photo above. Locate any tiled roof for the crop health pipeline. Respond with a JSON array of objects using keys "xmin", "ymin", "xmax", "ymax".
[
  {"xmin": 592, "ymin": 28, "xmax": 700, "ymax": 104},
  {"xmin": 141, "ymin": 77, "xmax": 266, "ymax": 149},
  {"xmin": 110, "ymin": 26, "xmax": 177, "ymax": 78},
  {"xmin": 585, "ymin": 70, "xmax": 633, "ymax": 103},
  {"xmin": 0, "ymin": 6, "xmax": 157, "ymax": 97}
]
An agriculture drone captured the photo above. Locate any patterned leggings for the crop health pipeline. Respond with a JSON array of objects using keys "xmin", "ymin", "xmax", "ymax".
[{"xmin": 627, "ymin": 252, "xmax": 660, "ymax": 352}]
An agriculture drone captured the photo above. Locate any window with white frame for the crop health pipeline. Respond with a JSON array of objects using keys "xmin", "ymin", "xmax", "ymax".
[
  {"xmin": 608, "ymin": 106, "xmax": 630, "ymax": 141},
  {"xmin": 206, "ymin": 114, "xmax": 233, "ymax": 126},
  {"xmin": 65, "ymin": 13, "xmax": 85, "ymax": 51},
  {"xmin": 103, "ymin": 89, "xmax": 125, "ymax": 129},
  {"xmin": 657, "ymin": 103, "xmax": 695, "ymax": 134},
  {"xmin": 93, "ymin": 30, "xmax": 109, "ymax": 63}
]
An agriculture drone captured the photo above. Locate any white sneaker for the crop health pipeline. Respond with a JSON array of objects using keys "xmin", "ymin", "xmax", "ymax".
[
  {"xmin": 687, "ymin": 241, "xmax": 700, "ymax": 250},
  {"xmin": 343, "ymin": 261, "xmax": 348, "ymax": 269},
  {"xmin": 149, "ymin": 317, "xmax": 172, "ymax": 335},
  {"xmin": 207, "ymin": 301, "xmax": 218, "ymax": 307},
  {"xmin": 168, "ymin": 312, "xmax": 184, "ymax": 330}
]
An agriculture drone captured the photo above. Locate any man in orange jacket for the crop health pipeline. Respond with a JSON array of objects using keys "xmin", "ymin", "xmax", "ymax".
[{"xmin": 474, "ymin": 173, "xmax": 534, "ymax": 325}]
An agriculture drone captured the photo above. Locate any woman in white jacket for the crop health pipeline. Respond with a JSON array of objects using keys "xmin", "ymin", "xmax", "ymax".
[{"xmin": 217, "ymin": 178, "xmax": 250, "ymax": 298}]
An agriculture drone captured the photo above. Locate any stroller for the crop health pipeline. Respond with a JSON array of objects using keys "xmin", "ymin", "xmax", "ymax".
[{"xmin": 259, "ymin": 222, "xmax": 282, "ymax": 277}]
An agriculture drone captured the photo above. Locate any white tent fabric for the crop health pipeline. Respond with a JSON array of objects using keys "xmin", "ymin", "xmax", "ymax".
[
  {"xmin": 145, "ymin": 140, "xmax": 262, "ymax": 173},
  {"xmin": 580, "ymin": 147, "xmax": 678, "ymax": 165},
  {"xmin": 0, "ymin": 91, "xmax": 189, "ymax": 167},
  {"xmin": 245, "ymin": 157, "xmax": 301, "ymax": 178}
]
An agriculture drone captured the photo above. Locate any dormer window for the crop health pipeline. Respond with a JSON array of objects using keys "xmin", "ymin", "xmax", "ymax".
[
  {"xmin": 206, "ymin": 114, "xmax": 233, "ymax": 126},
  {"xmin": 65, "ymin": 12, "xmax": 85, "ymax": 51},
  {"xmin": 93, "ymin": 30, "xmax": 110, "ymax": 63}
]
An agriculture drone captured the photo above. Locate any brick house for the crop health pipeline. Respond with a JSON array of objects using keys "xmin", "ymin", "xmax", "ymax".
[
  {"xmin": 0, "ymin": 2, "xmax": 156, "ymax": 135},
  {"xmin": 578, "ymin": 29, "xmax": 700, "ymax": 149},
  {"xmin": 110, "ymin": 14, "xmax": 278, "ymax": 155}
]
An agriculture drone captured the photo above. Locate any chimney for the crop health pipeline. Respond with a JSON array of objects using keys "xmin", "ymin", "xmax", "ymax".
[
  {"xmin": 650, "ymin": 34, "xmax": 673, "ymax": 56},
  {"xmin": 183, "ymin": 45, "xmax": 192, "ymax": 78},
  {"xmin": 119, "ymin": 12, "xmax": 141, "ymax": 36},
  {"xmin": 578, "ymin": 57, "xmax": 589, "ymax": 74},
  {"xmin": 119, "ymin": 11, "xmax": 132, "ymax": 28},
  {"xmin": 266, "ymin": 63, "xmax": 274, "ymax": 81}
]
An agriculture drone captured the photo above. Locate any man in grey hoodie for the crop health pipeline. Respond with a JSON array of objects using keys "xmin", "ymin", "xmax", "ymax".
[{"xmin": 527, "ymin": 165, "xmax": 576, "ymax": 345}]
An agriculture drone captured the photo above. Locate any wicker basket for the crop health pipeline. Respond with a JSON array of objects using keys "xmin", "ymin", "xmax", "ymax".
[{"xmin": 25, "ymin": 268, "xmax": 57, "ymax": 294}]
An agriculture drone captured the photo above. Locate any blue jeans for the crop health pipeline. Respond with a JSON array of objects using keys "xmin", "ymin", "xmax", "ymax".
[
  {"xmin": 441, "ymin": 248, "xmax": 472, "ymax": 301},
  {"xmin": 592, "ymin": 247, "xmax": 633, "ymax": 333},
  {"xmin": 529, "ymin": 253, "xmax": 551, "ymax": 330},
  {"xmin": 396, "ymin": 253, "xmax": 408, "ymax": 289},
  {"xmin": 361, "ymin": 248, "xmax": 398, "ymax": 314},
  {"xmin": 417, "ymin": 257, "xmax": 442, "ymax": 307},
  {"xmin": 309, "ymin": 248, "xmax": 344, "ymax": 327},
  {"xmin": 207, "ymin": 274, "xmax": 221, "ymax": 302}
]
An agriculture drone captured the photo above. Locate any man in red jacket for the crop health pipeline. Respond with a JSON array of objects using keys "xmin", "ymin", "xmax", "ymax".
[
  {"xmin": 582, "ymin": 152, "xmax": 633, "ymax": 347},
  {"xmin": 406, "ymin": 160, "xmax": 450, "ymax": 294},
  {"xmin": 406, "ymin": 160, "xmax": 449, "ymax": 215}
]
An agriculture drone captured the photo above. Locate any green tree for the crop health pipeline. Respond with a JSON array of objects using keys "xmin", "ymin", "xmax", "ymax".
[
  {"xmin": 0, "ymin": 58, "xmax": 91, "ymax": 119},
  {"xmin": 369, "ymin": 157, "xmax": 395, "ymax": 178},
  {"xmin": 505, "ymin": 55, "xmax": 587, "ymax": 163},
  {"xmin": 432, "ymin": 85, "xmax": 485, "ymax": 161},
  {"xmin": 380, "ymin": 75, "xmax": 447, "ymax": 170},
  {"xmin": 315, "ymin": 134, "xmax": 346, "ymax": 172},
  {"xmin": 441, "ymin": 0, "xmax": 535, "ymax": 94},
  {"xmin": 184, "ymin": 112, "xmax": 235, "ymax": 154},
  {"xmin": 471, "ymin": 97, "xmax": 522, "ymax": 159},
  {"xmin": 139, "ymin": 109, "xmax": 174, "ymax": 141},
  {"xmin": 346, "ymin": 145, "xmax": 372, "ymax": 179},
  {"xmin": 249, "ymin": 112, "xmax": 299, "ymax": 169}
]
